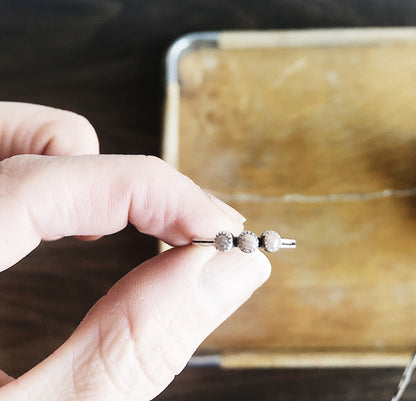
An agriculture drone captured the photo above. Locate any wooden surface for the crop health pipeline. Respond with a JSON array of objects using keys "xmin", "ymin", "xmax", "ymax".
[
  {"xmin": 178, "ymin": 42, "xmax": 416, "ymax": 355},
  {"xmin": 1, "ymin": 0, "xmax": 416, "ymax": 399}
]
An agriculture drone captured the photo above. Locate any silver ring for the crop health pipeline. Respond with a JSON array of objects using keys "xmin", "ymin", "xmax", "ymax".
[{"xmin": 192, "ymin": 230, "xmax": 296, "ymax": 253}]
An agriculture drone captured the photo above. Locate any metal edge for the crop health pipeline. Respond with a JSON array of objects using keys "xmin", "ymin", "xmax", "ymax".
[
  {"xmin": 165, "ymin": 31, "xmax": 219, "ymax": 85},
  {"xmin": 188, "ymin": 354, "xmax": 222, "ymax": 368},
  {"xmin": 162, "ymin": 31, "xmax": 220, "ymax": 168},
  {"xmin": 160, "ymin": 32, "xmax": 219, "ymax": 255},
  {"xmin": 218, "ymin": 27, "xmax": 416, "ymax": 49},
  {"xmin": 220, "ymin": 351, "xmax": 416, "ymax": 369},
  {"xmin": 164, "ymin": 28, "xmax": 416, "ymax": 85},
  {"xmin": 189, "ymin": 351, "xmax": 416, "ymax": 369}
]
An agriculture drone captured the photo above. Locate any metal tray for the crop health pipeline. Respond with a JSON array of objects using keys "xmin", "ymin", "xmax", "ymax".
[{"xmin": 163, "ymin": 29, "xmax": 416, "ymax": 368}]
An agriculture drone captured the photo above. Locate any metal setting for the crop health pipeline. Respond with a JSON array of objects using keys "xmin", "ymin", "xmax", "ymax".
[
  {"xmin": 391, "ymin": 352, "xmax": 416, "ymax": 401},
  {"xmin": 238, "ymin": 230, "xmax": 259, "ymax": 253},
  {"xmin": 192, "ymin": 230, "xmax": 296, "ymax": 253},
  {"xmin": 214, "ymin": 231, "xmax": 234, "ymax": 252},
  {"xmin": 260, "ymin": 230, "xmax": 281, "ymax": 252}
]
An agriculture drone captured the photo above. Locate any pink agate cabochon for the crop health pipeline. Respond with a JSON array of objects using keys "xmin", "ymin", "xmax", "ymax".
[
  {"xmin": 261, "ymin": 230, "xmax": 281, "ymax": 252},
  {"xmin": 237, "ymin": 231, "xmax": 259, "ymax": 253}
]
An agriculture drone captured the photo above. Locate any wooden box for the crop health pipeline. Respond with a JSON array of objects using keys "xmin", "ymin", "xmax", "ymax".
[{"xmin": 162, "ymin": 29, "xmax": 416, "ymax": 368}]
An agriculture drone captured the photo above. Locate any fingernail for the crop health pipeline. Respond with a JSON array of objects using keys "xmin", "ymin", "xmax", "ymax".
[
  {"xmin": 200, "ymin": 249, "xmax": 271, "ymax": 318},
  {"xmin": 205, "ymin": 192, "xmax": 246, "ymax": 225}
]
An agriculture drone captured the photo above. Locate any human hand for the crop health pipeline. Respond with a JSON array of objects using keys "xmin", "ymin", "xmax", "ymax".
[{"xmin": 0, "ymin": 102, "xmax": 271, "ymax": 401}]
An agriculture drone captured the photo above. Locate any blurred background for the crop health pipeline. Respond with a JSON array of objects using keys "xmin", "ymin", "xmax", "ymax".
[{"xmin": 1, "ymin": 1, "xmax": 416, "ymax": 400}]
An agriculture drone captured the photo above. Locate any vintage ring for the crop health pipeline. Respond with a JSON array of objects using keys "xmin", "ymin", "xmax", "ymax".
[{"xmin": 192, "ymin": 230, "xmax": 296, "ymax": 253}]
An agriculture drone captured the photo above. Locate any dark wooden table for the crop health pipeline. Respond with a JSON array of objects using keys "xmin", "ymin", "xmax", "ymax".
[{"xmin": 1, "ymin": 1, "xmax": 415, "ymax": 399}]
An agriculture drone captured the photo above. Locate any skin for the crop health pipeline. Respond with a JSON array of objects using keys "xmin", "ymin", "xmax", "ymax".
[{"xmin": 0, "ymin": 102, "xmax": 271, "ymax": 401}]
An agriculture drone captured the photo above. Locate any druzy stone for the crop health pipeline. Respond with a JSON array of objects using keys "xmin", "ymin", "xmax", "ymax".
[
  {"xmin": 214, "ymin": 231, "xmax": 233, "ymax": 252},
  {"xmin": 237, "ymin": 231, "xmax": 259, "ymax": 253},
  {"xmin": 261, "ymin": 230, "xmax": 281, "ymax": 252}
]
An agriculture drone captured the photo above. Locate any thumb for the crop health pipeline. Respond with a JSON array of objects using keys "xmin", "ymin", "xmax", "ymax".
[{"xmin": 0, "ymin": 246, "xmax": 271, "ymax": 401}]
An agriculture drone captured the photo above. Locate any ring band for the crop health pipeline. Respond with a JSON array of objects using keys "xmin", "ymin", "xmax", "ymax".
[{"xmin": 192, "ymin": 230, "xmax": 296, "ymax": 253}]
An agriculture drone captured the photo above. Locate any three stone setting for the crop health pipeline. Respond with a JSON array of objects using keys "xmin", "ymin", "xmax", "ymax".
[{"xmin": 193, "ymin": 230, "xmax": 295, "ymax": 253}]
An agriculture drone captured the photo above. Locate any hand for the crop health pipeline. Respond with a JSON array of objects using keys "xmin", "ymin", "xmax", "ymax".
[{"xmin": 0, "ymin": 102, "xmax": 271, "ymax": 401}]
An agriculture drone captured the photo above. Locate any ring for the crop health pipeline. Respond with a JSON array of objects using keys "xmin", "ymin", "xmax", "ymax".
[{"xmin": 192, "ymin": 230, "xmax": 296, "ymax": 253}]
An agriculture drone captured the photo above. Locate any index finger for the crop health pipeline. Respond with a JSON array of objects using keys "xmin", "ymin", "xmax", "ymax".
[
  {"xmin": 0, "ymin": 102, "xmax": 99, "ymax": 159},
  {"xmin": 0, "ymin": 154, "xmax": 245, "ymax": 270}
]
